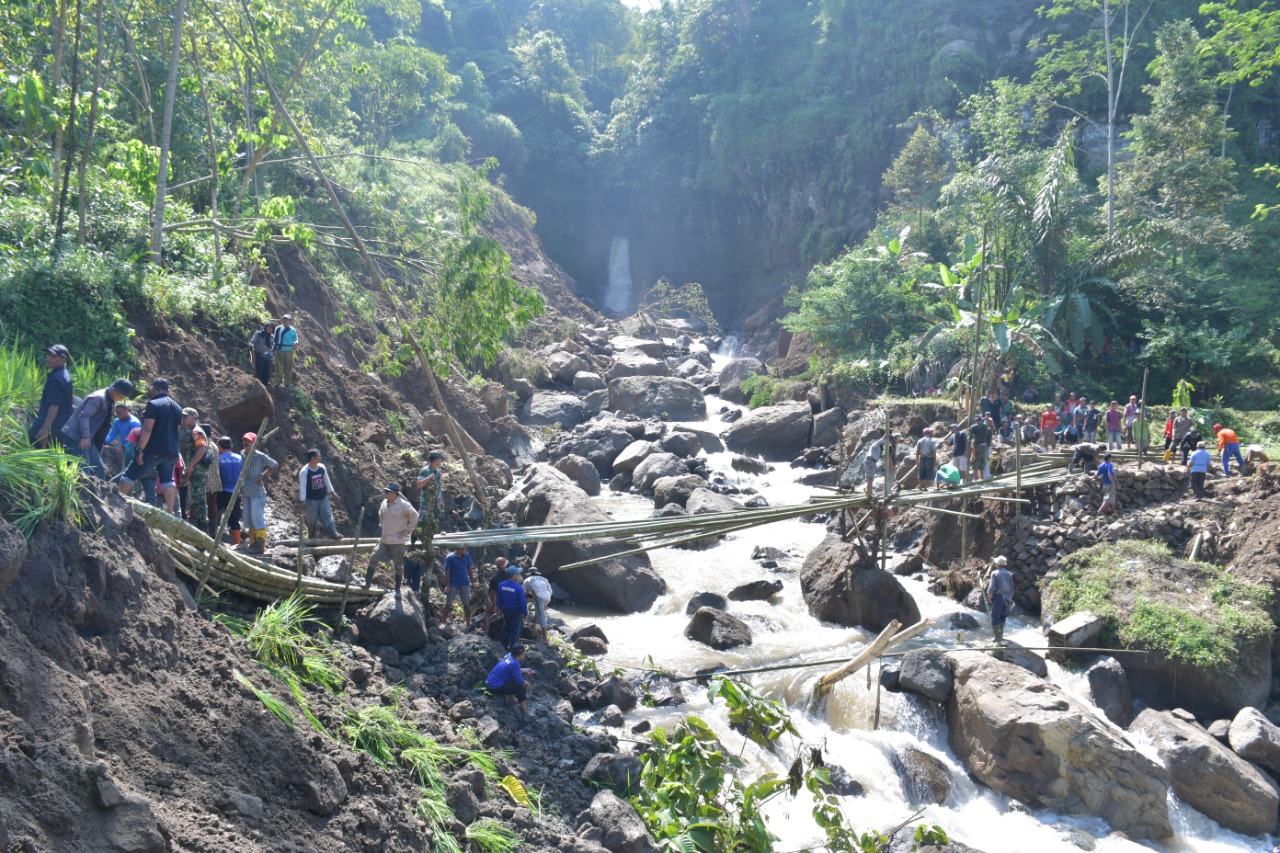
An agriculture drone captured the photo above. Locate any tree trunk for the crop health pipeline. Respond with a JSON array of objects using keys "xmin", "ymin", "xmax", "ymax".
[
  {"xmin": 189, "ymin": 30, "xmax": 221, "ymax": 274},
  {"xmin": 50, "ymin": 0, "xmax": 69, "ymax": 215},
  {"xmin": 150, "ymin": 0, "xmax": 189, "ymax": 265},
  {"xmin": 76, "ymin": 0, "xmax": 105, "ymax": 245},
  {"xmin": 54, "ymin": 0, "xmax": 84, "ymax": 247},
  {"xmin": 109, "ymin": 0, "xmax": 156, "ymax": 143}
]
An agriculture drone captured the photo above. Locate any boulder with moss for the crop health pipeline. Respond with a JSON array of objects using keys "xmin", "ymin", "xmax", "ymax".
[{"xmin": 1042, "ymin": 541, "xmax": 1274, "ymax": 719}]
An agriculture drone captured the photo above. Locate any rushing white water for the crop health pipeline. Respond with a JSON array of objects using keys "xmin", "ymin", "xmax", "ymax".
[
  {"xmin": 553, "ymin": 348, "xmax": 1272, "ymax": 852},
  {"xmin": 605, "ymin": 236, "xmax": 634, "ymax": 313}
]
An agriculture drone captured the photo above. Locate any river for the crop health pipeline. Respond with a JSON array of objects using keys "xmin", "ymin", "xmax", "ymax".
[{"xmin": 556, "ymin": 353, "xmax": 1271, "ymax": 853}]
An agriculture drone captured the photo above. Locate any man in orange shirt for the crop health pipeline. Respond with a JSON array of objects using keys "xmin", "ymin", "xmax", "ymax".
[
  {"xmin": 1040, "ymin": 406, "xmax": 1059, "ymax": 450},
  {"xmin": 1214, "ymin": 423, "xmax": 1244, "ymax": 475}
]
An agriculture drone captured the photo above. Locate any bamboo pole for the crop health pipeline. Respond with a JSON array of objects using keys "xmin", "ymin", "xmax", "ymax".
[
  {"xmin": 1015, "ymin": 425, "xmax": 1022, "ymax": 517},
  {"xmin": 337, "ymin": 505, "xmax": 366, "ymax": 618},
  {"xmin": 294, "ymin": 519, "xmax": 306, "ymax": 593},
  {"xmin": 813, "ymin": 620, "xmax": 901, "ymax": 702}
]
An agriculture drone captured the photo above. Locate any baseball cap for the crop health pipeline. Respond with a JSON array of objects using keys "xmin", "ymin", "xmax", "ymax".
[
  {"xmin": 950, "ymin": 423, "xmax": 959, "ymax": 429},
  {"xmin": 385, "ymin": 482, "xmax": 401, "ymax": 493},
  {"xmin": 1213, "ymin": 423, "xmax": 1222, "ymax": 431},
  {"xmin": 47, "ymin": 344, "xmax": 70, "ymax": 358},
  {"xmin": 283, "ymin": 314, "xmax": 293, "ymax": 321},
  {"xmin": 182, "ymin": 407, "xmax": 198, "ymax": 418},
  {"xmin": 151, "ymin": 377, "xmax": 170, "ymax": 392},
  {"xmin": 243, "ymin": 431, "xmax": 257, "ymax": 443},
  {"xmin": 509, "ymin": 643, "xmax": 526, "ymax": 655},
  {"xmin": 427, "ymin": 450, "xmax": 444, "ymax": 461},
  {"xmin": 495, "ymin": 557, "xmax": 509, "ymax": 566},
  {"xmin": 505, "ymin": 565, "xmax": 520, "ymax": 575},
  {"xmin": 992, "ymin": 556, "xmax": 1008, "ymax": 566},
  {"xmin": 110, "ymin": 378, "xmax": 137, "ymax": 397}
]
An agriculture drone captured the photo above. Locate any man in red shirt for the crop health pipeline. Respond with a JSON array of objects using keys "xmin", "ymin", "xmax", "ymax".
[{"xmin": 1040, "ymin": 406, "xmax": 1059, "ymax": 450}]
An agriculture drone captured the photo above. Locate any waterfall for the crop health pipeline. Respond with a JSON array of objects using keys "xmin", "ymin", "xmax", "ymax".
[{"xmin": 605, "ymin": 236, "xmax": 633, "ymax": 313}]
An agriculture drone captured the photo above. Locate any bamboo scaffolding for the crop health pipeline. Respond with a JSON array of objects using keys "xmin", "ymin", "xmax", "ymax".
[{"xmin": 811, "ymin": 618, "xmax": 933, "ymax": 702}]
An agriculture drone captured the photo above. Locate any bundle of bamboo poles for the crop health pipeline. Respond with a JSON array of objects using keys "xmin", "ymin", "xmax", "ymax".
[{"xmin": 129, "ymin": 499, "xmax": 382, "ymax": 605}]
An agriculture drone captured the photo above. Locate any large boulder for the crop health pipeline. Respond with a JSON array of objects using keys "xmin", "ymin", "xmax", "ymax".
[
  {"xmin": 608, "ymin": 376, "xmax": 706, "ymax": 421},
  {"xmin": 555, "ymin": 420, "xmax": 637, "ymax": 471},
  {"xmin": 612, "ymin": 440, "xmax": 658, "ymax": 474},
  {"xmin": 800, "ymin": 536, "xmax": 920, "ymax": 632},
  {"xmin": 522, "ymin": 392, "xmax": 586, "ymax": 429},
  {"xmin": 684, "ymin": 607, "xmax": 753, "ymax": 650},
  {"xmin": 357, "ymin": 592, "xmax": 430, "ymax": 654},
  {"xmin": 584, "ymin": 790, "xmax": 659, "ymax": 853},
  {"xmin": 608, "ymin": 349, "xmax": 671, "ymax": 380},
  {"xmin": 573, "ymin": 371, "xmax": 607, "ymax": 393},
  {"xmin": 1084, "ymin": 656, "xmax": 1134, "ymax": 728},
  {"xmin": 651, "ymin": 474, "xmax": 707, "ymax": 509},
  {"xmin": 685, "ymin": 591, "xmax": 728, "ymax": 615},
  {"xmin": 1132, "ymin": 709, "xmax": 1279, "ymax": 837},
  {"xmin": 685, "ymin": 488, "xmax": 740, "ymax": 516},
  {"xmin": 724, "ymin": 402, "xmax": 813, "ymax": 460},
  {"xmin": 892, "ymin": 746, "xmax": 952, "ymax": 806},
  {"xmin": 1228, "ymin": 707, "xmax": 1280, "ymax": 773},
  {"xmin": 660, "ymin": 431, "xmax": 703, "ymax": 458},
  {"xmin": 718, "ymin": 357, "xmax": 766, "ymax": 404},
  {"xmin": 727, "ymin": 580, "xmax": 783, "ymax": 602},
  {"xmin": 632, "ymin": 452, "xmax": 683, "ymax": 492},
  {"xmin": 609, "ymin": 336, "xmax": 663, "ymax": 359},
  {"xmin": 548, "ymin": 351, "xmax": 590, "ymax": 384},
  {"xmin": 507, "ymin": 465, "xmax": 666, "ymax": 612},
  {"xmin": 555, "ymin": 454, "xmax": 603, "ymax": 496},
  {"xmin": 945, "ymin": 651, "xmax": 1171, "ymax": 841},
  {"xmin": 581, "ymin": 753, "xmax": 644, "ymax": 797},
  {"xmin": 898, "ymin": 649, "xmax": 953, "ymax": 704},
  {"xmin": 811, "ymin": 407, "xmax": 846, "ymax": 448},
  {"xmin": 215, "ymin": 371, "xmax": 276, "ymax": 440}
]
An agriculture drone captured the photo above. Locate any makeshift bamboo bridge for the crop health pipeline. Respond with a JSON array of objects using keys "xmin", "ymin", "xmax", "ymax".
[{"xmin": 130, "ymin": 442, "xmax": 1147, "ymax": 606}]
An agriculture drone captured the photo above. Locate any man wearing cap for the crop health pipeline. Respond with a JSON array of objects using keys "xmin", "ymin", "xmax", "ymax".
[
  {"xmin": 915, "ymin": 428, "xmax": 937, "ymax": 491},
  {"xmin": 178, "ymin": 409, "xmax": 214, "ymax": 530},
  {"xmin": 1214, "ymin": 423, "xmax": 1244, "ymax": 476},
  {"xmin": 239, "ymin": 432, "xmax": 279, "ymax": 554},
  {"xmin": 1095, "ymin": 452, "xmax": 1118, "ymax": 515},
  {"xmin": 364, "ymin": 482, "xmax": 419, "ymax": 592},
  {"xmin": 61, "ymin": 378, "xmax": 136, "ymax": 479},
  {"xmin": 119, "ymin": 378, "xmax": 184, "ymax": 514},
  {"xmin": 1186, "ymin": 441, "xmax": 1213, "ymax": 500},
  {"xmin": 298, "ymin": 448, "xmax": 341, "ymax": 540},
  {"xmin": 523, "ymin": 567, "xmax": 554, "ymax": 642},
  {"xmin": 249, "ymin": 320, "xmax": 275, "ymax": 386},
  {"xmin": 495, "ymin": 565, "xmax": 528, "ymax": 651},
  {"xmin": 416, "ymin": 450, "xmax": 446, "ymax": 565},
  {"xmin": 986, "ymin": 556, "xmax": 1014, "ymax": 645},
  {"xmin": 440, "ymin": 545, "xmax": 474, "ymax": 629},
  {"xmin": 273, "ymin": 315, "xmax": 300, "ymax": 386},
  {"xmin": 863, "ymin": 432, "xmax": 898, "ymax": 500},
  {"xmin": 30, "ymin": 344, "xmax": 73, "ymax": 448},
  {"xmin": 484, "ymin": 644, "xmax": 532, "ymax": 716}
]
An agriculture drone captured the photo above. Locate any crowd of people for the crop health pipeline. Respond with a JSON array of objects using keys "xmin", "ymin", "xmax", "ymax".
[{"xmin": 32, "ymin": 338, "xmax": 557, "ymax": 671}]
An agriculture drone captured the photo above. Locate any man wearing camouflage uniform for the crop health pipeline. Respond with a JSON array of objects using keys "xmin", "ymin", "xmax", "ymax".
[{"xmin": 179, "ymin": 408, "xmax": 214, "ymax": 531}]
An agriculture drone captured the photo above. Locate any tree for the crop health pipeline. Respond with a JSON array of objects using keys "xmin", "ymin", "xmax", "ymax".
[
  {"xmin": 1113, "ymin": 20, "xmax": 1241, "ymax": 306},
  {"xmin": 1032, "ymin": 0, "xmax": 1155, "ymax": 238},
  {"xmin": 882, "ymin": 127, "xmax": 949, "ymax": 231},
  {"xmin": 150, "ymin": 0, "xmax": 189, "ymax": 264}
]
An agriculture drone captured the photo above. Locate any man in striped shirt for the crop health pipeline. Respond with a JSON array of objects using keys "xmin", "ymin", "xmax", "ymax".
[{"xmin": 240, "ymin": 431, "xmax": 279, "ymax": 554}]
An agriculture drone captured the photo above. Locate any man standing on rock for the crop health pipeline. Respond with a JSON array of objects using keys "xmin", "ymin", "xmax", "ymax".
[
  {"xmin": 864, "ymin": 432, "xmax": 899, "ymax": 499},
  {"xmin": 482, "ymin": 557, "xmax": 510, "ymax": 635},
  {"xmin": 523, "ymin": 567, "xmax": 554, "ymax": 642},
  {"xmin": 970, "ymin": 416, "xmax": 993, "ymax": 482},
  {"xmin": 1096, "ymin": 452, "xmax": 1118, "ymax": 515},
  {"xmin": 364, "ymin": 482, "xmax": 418, "ymax": 593},
  {"xmin": 1186, "ymin": 441, "xmax": 1212, "ymax": 501},
  {"xmin": 416, "ymin": 450, "xmax": 445, "ymax": 573},
  {"xmin": 249, "ymin": 320, "xmax": 275, "ymax": 386},
  {"xmin": 986, "ymin": 556, "xmax": 1014, "ymax": 645},
  {"xmin": 1214, "ymin": 423, "xmax": 1244, "ymax": 476},
  {"xmin": 118, "ymin": 378, "xmax": 184, "ymax": 515},
  {"xmin": 30, "ymin": 344, "xmax": 73, "ymax": 448},
  {"xmin": 496, "ymin": 565, "xmax": 528, "ymax": 651},
  {"xmin": 240, "ymin": 432, "xmax": 279, "ymax": 555},
  {"xmin": 178, "ymin": 408, "xmax": 214, "ymax": 531},
  {"xmin": 440, "ymin": 545, "xmax": 474, "ymax": 630},
  {"xmin": 62, "ymin": 378, "xmax": 136, "ymax": 479},
  {"xmin": 298, "ymin": 449, "xmax": 342, "ymax": 540},
  {"xmin": 915, "ymin": 428, "xmax": 937, "ymax": 491},
  {"xmin": 273, "ymin": 315, "xmax": 299, "ymax": 386}
]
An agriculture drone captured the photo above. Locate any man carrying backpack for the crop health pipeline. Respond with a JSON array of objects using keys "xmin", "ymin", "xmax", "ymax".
[{"xmin": 273, "ymin": 315, "xmax": 300, "ymax": 387}]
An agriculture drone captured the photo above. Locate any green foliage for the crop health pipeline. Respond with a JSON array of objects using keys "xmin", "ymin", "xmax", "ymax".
[
  {"xmin": 1044, "ymin": 540, "xmax": 1273, "ymax": 670},
  {"xmin": 464, "ymin": 818, "xmax": 522, "ymax": 853}
]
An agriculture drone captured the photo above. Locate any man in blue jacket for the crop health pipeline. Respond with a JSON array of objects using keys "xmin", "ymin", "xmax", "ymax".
[
  {"xmin": 484, "ymin": 644, "xmax": 531, "ymax": 715},
  {"xmin": 496, "ymin": 566, "xmax": 527, "ymax": 651}
]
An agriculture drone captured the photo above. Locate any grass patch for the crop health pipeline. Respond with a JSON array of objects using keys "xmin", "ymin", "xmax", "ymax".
[
  {"xmin": 1044, "ymin": 540, "xmax": 1273, "ymax": 670},
  {"xmin": 739, "ymin": 374, "xmax": 807, "ymax": 409}
]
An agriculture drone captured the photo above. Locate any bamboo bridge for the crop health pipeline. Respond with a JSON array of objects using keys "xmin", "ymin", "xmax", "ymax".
[{"xmin": 127, "ymin": 446, "xmax": 1149, "ymax": 607}]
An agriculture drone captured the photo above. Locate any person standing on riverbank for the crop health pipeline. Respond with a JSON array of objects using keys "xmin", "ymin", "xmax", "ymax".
[
  {"xmin": 240, "ymin": 432, "xmax": 279, "ymax": 555},
  {"xmin": 1187, "ymin": 441, "xmax": 1212, "ymax": 501},
  {"xmin": 986, "ymin": 556, "xmax": 1014, "ymax": 645},
  {"xmin": 915, "ymin": 428, "xmax": 936, "ymax": 491},
  {"xmin": 440, "ymin": 545, "xmax": 474, "ymax": 629},
  {"xmin": 496, "ymin": 565, "xmax": 528, "ymax": 651},
  {"xmin": 299, "ymin": 449, "xmax": 342, "ymax": 540}
]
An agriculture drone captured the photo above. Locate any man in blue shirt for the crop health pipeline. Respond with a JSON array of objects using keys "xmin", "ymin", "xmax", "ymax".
[
  {"xmin": 1186, "ymin": 441, "xmax": 1213, "ymax": 501},
  {"xmin": 30, "ymin": 344, "xmax": 73, "ymax": 448},
  {"xmin": 273, "ymin": 315, "xmax": 300, "ymax": 386},
  {"xmin": 484, "ymin": 644, "xmax": 531, "ymax": 715},
  {"xmin": 216, "ymin": 436, "xmax": 245, "ymax": 545},
  {"xmin": 105, "ymin": 402, "xmax": 140, "ymax": 468},
  {"xmin": 496, "ymin": 566, "xmax": 528, "ymax": 651},
  {"xmin": 1095, "ymin": 453, "xmax": 1117, "ymax": 515},
  {"xmin": 440, "ymin": 545, "xmax": 473, "ymax": 630}
]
